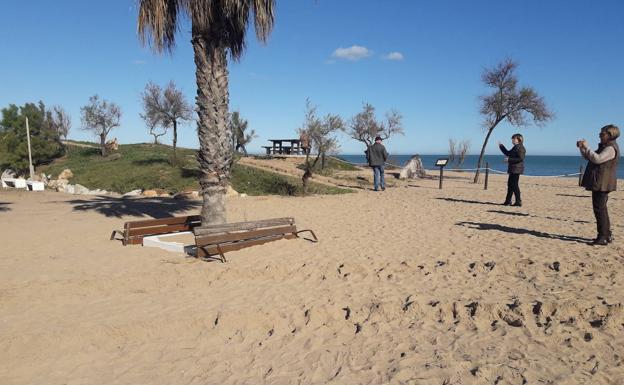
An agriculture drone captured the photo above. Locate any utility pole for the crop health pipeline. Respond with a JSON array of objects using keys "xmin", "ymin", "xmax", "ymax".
[{"xmin": 25, "ymin": 117, "xmax": 34, "ymax": 179}]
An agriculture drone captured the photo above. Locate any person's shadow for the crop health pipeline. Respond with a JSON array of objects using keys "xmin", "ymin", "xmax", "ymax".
[
  {"xmin": 61, "ymin": 196, "xmax": 201, "ymax": 219},
  {"xmin": 0, "ymin": 202, "xmax": 11, "ymax": 212},
  {"xmin": 456, "ymin": 221, "xmax": 592, "ymax": 244},
  {"xmin": 437, "ymin": 197, "xmax": 500, "ymax": 205}
]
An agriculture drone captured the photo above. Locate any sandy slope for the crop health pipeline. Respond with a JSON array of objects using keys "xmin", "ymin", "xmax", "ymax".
[{"xmin": 1, "ymin": 174, "xmax": 623, "ymax": 385}]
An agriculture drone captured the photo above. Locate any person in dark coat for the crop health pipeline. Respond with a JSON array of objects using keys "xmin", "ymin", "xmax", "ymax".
[
  {"xmin": 365, "ymin": 136, "xmax": 389, "ymax": 191},
  {"xmin": 578, "ymin": 124, "xmax": 620, "ymax": 246},
  {"xmin": 498, "ymin": 133, "xmax": 526, "ymax": 206}
]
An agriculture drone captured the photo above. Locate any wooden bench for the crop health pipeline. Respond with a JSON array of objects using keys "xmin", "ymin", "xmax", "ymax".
[
  {"xmin": 110, "ymin": 215, "xmax": 202, "ymax": 246},
  {"xmin": 193, "ymin": 217, "xmax": 317, "ymax": 262}
]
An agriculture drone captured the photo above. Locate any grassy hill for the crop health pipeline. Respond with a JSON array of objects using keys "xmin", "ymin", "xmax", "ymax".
[{"xmin": 41, "ymin": 143, "xmax": 351, "ymax": 196}]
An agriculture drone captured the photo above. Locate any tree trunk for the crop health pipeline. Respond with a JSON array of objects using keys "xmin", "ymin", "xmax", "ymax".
[
  {"xmin": 302, "ymin": 169, "xmax": 312, "ymax": 194},
  {"xmin": 193, "ymin": 35, "xmax": 232, "ymax": 225},
  {"xmin": 241, "ymin": 145, "xmax": 248, "ymax": 156},
  {"xmin": 172, "ymin": 120, "xmax": 178, "ymax": 161},
  {"xmin": 100, "ymin": 133, "xmax": 107, "ymax": 157},
  {"xmin": 473, "ymin": 126, "xmax": 495, "ymax": 183},
  {"xmin": 321, "ymin": 152, "xmax": 326, "ymax": 169}
]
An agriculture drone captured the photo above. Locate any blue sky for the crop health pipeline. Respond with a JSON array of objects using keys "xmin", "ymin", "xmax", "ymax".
[{"xmin": 1, "ymin": 0, "xmax": 622, "ymax": 155}]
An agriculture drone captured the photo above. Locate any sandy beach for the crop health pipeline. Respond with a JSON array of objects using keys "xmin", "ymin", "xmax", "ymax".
[{"xmin": 1, "ymin": 173, "xmax": 623, "ymax": 385}]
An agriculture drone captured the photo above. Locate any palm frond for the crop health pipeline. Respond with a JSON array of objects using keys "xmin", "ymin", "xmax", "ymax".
[{"xmin": 138, "ymin": 0, "xmax": 182, "ymax": 54}]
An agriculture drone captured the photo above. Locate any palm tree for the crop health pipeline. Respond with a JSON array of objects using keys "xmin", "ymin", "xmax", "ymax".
[
  {"xmin": 229, "ymin": 111, "xmax": 256, "ymax": 156},
  {"xmin": 138, "ymin": 0, "xmax": 275, "ymax": 225}
]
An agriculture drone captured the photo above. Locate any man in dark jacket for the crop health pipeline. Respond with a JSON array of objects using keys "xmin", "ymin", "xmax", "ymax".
[
  {"xmin": 366, "ymin": 136, "xmax": 389, "ymax": 191},
  {"xmin": 498, "ymin": 133, "xmax": 526, "ymax": 206},
  {"xmin": 578, "ymin": 124, "xmax": 620, "ymax": 246}
]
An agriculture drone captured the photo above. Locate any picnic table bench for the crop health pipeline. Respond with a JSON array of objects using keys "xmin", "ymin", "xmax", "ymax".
[
  {"xmin": 111, "ymin": 215, "xmax": 202, "ymax": 246},
  {"xmin": 194, "ymin": 217, "xmax": 317, "ymax": 262},
  {"xmin": 264, "ymin": 139, "xmax": 308, "ymax": 155}
]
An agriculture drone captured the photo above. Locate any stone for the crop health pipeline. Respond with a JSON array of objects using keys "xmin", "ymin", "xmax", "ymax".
[
  {"xmin": 123, "ymin": 189, "xmax": 143, "ymax": 197},
  {"xmin": 173, "ymin": 190, "xmax": 199, "ymax": 200},
  {"xmin": 105, "ymin": 138, "xmax": 119, "ymax": 152},
  {"xmin": 58, "ymin": 169, "xmax": 73, "ymax": 180},
  {"xmin": 63, "ymin": 184, "xmax": 75, "ymax": 194},
  {"xmin": 142, "ymin": 189, "xmax": 159, "ymax": 197},
  {"xmin": 73, "ymin": 184, "xmax": 90, "ymax": 195},
  {"xmin": 40, "ymin": 173, "xmax": 49, "ymax": 185},
  {"xmin": 226, "ymin": 185, "xmax": 239, "ymax": 197},
  {"xmin": 48, "ymin": 179, "xmax": 69, "ymax": 192},
  {"xmin": 399, "ymin": 156, "xmax": 427, "ymax": 179}
]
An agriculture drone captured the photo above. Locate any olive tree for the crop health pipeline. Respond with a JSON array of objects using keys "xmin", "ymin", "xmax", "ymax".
[
  {"xmin": 140, "ymin": 81, "xmax": 193, "ymax": 159},
  {"xmin": 344, "ymin": 103, "xmax": 403, "ymax": 158},
  {"xmin": 80, "ymin": 95, "xmax": 121, "ymax": 157},
  {"xmin": 298, "ymin": 100, "xmax": 343, "ymax": 194},
  {"xmin": 50, "ymin": 106, "xmax": 71, "ymax": 140}
]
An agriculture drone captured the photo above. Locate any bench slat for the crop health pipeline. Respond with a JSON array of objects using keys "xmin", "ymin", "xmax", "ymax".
[
  {"xmin": 194, "ymin": 217, "xmax": 294, "ymax": 235},
  {"xmin": 196, "ymin": 233, "xmax": 297, "ymax": 258},
  {"xmin": 195, "ymin": 225, "xmax": 296, "ymax": 245},
  {"xmin": 128, "ymin": 223, "xmax": 200, "ymax": 237},
  {"xmin": 126, "ymin": 215, "xmax": 202, "ymax": 229}
]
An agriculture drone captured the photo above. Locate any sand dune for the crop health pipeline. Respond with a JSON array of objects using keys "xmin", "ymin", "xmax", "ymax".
[{"xmin": 1, "ymin": 174, "xmax": 623, "ymax": 384}]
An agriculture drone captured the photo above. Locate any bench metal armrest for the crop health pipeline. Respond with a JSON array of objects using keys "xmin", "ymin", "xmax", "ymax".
[
  {"xmin": 110, "ymin": 230, "xmax": 125, "ymax": 241},
  {"xmin": 296, "ymin": 229, "xmax": 318, "ymax": 243}
]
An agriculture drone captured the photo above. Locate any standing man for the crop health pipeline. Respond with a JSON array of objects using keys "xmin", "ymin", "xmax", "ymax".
[{"xmin": 366, "ymin": 136, "xmax": 389, "ymax": 191}]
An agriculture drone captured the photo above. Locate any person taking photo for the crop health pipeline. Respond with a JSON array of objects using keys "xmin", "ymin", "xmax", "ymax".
[{"xmin": 578, "ymin": 124, "xmax": 620, "ymax": 246}]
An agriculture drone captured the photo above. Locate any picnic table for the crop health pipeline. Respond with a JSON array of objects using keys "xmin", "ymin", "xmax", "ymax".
[{"xmin": 264, "ymin": 139, "xmax": 308, "ymax": 155}]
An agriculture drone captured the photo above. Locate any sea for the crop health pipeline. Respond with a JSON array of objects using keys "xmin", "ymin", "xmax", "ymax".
[{"xmin": 336, "ymin": 154, "xmax": 624, "ymax": 179}]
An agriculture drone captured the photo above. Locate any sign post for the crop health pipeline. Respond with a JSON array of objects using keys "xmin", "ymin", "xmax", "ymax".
[
  {"xmin": 25, "ymin": 117, "xmax": 35, "ymax": 180},
  {"xmin": 435, "ymin": 158, "xmax": 449, "ymax": 189}
]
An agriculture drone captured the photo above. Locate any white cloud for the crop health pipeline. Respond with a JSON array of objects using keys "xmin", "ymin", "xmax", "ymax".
[
  {"xmin": 331, "ymin": 45, "xmax": 372, "ymax": 61},
  {"xmin": 383, "ymin": 52, "xmax": 404, "ymax": 61}
]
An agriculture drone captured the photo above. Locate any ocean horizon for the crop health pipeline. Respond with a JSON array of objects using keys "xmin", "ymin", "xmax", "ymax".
[{"xmin": 335, "ymin": 154, "xmax": 624, "ymax": 179}]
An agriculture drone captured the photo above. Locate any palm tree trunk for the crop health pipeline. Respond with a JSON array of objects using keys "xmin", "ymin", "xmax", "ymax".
[
  {"xmin": 473, "ymin": 126, "xmax": 495, "ymax": 183},
  {"xmin": 193, "ymin": 35, "xmax": 232, "ymax": 225}
]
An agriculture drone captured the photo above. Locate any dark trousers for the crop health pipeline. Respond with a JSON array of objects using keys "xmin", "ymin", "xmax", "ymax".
[
  {"xmin": 505, "ymin": 173, "xmax": 521, "ymax": 203},
  {"xmin": 592, "ymin": 191, "xmax": 611, "ymax": 238}
]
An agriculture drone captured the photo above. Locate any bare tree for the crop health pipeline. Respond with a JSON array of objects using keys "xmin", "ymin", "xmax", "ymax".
[
  {"xmin": 448, "ymin": 138, "xmax": 457, "ymax": 165},
  {"xmin": 50, "ymin": 106, "xmax": 71, "ymax": 140},
  {"xmin": 140, "ymin": 81, "xmax": 193, "ymax": 160},
  {"xmin": 345, "ymin": 103, "xmax": 403, "ymax": 158},
  {"xmin": 474, "ymin": 59, "xmax": 553, "ymax": 182},
  {"xmin": 229, "ymin": 111, "xmax": 256, "ymax": 156},
  {"xmin": 298, "ymin": 100, "xmax": 343, "ymax": 194},
  {"xmin": 458, "ymin": 139, "xmax": 470, "ymax": 168},
  {"xmin": 149, "ymin": 125, "xmax": 167, "ymax": 145},
  {"xmin": 80, "ymin": 95, "xmax": 121, "ymax": 156}
]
